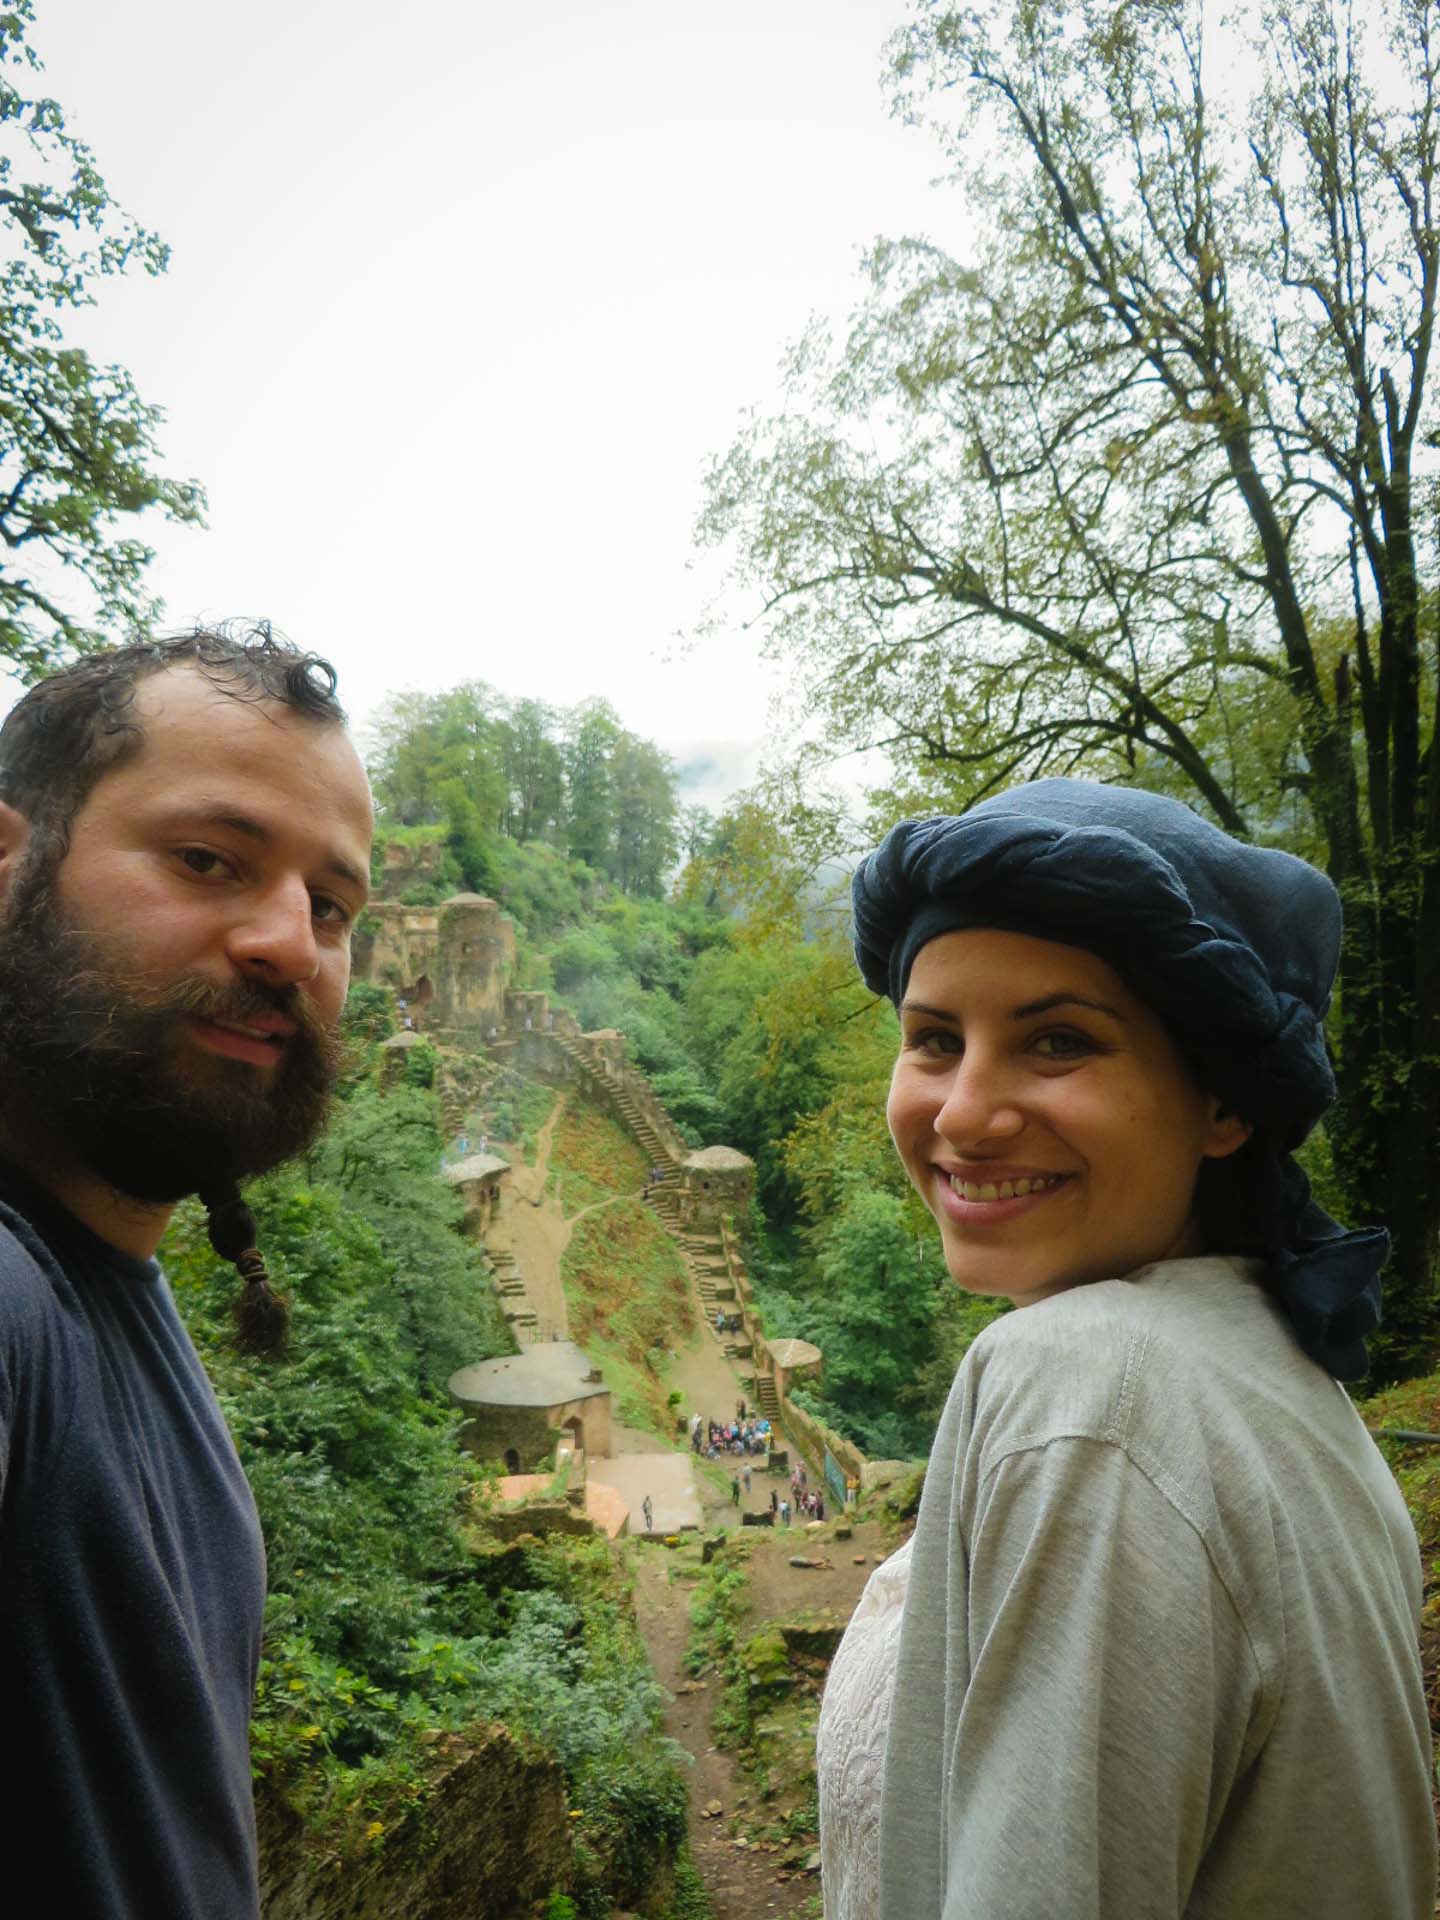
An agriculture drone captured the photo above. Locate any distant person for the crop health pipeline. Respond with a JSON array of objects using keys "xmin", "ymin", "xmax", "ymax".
[
  {"xmin": 730, "ymin": 1475, "xmax": 740, "ymax": 1507},
  {"xmin": 779, "ymin": 1500, "xmax": 790, "ymax": 1527},
  {"xmin": 819, "ymin": 782, "xmax": 1436, "ymax": 1919},
  {"xmin": 642, "ymin": 1495, "xmax": 654, "ymax": 1534},
  {"xmin": 0, "ymin": 629, "xmax": 373, "ymax": 1917},
  {"xmin": 742, "ymin": 1465, "xmax": 752, "ymax": 1496}
]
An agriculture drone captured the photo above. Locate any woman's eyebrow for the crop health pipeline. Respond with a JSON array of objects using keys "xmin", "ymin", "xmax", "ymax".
[
  {"xmin": 898, "ymin": 992, "xmax": 1127, "ymax": 1022},
  {"xmin": 1010, "ymin": 991, "xmax": 1127, "ymax": 1023}
]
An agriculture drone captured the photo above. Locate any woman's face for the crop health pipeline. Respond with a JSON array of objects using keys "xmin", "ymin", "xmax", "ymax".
[{"xmin": 888, "ymin": 928, "xmax": 1250, "ymax": 1309}]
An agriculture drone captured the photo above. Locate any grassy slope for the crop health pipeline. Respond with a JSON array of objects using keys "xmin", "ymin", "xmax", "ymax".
[
  {"xmin": 1357, "ymin": 1374, "xmax": 1440, "ymax": 1760},
  {"xmin": 550, "ymin": 1100, "xmax": 695, "ymax": 1439}
]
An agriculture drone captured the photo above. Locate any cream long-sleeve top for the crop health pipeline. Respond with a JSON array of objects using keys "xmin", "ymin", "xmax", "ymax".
[{"xmin": 821, "ymin": 1254, "xmax": 1436, "ymax": 1920}]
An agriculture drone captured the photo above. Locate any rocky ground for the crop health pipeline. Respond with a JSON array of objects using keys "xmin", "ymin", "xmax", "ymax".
[{"xmin": 628, "ymin": 1517, "xmax": 904, "ymax": 1920}]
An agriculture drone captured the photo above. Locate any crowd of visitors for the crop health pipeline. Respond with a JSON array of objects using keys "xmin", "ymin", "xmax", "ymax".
[{"xmin": 690, "ymin": 1407, "xmax": 771, "ymax": 1458}]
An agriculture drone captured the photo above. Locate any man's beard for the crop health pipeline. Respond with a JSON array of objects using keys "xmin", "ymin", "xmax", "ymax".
[{"xmin": 0, "ymin": 846, "xmax": 342, "ymax": 1205}]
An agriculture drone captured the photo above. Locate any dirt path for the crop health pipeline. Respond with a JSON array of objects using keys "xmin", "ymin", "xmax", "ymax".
[
  {"xmin": 486, "ymin": 1096, "xmax": 571, "ymax": 1339},
  {"xmin": 628, "ymin": 1522, "xmax": 898, "ymax": 1920}
]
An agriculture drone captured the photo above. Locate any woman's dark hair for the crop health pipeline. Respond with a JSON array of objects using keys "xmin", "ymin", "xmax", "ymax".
[
  {"xmin": 0, "ymin": 622, "xmax": 344, "ymax": 849},
  {"xmin": 1176, "ymin": 1031, "xmax": 1291, "ymax": 1267}
]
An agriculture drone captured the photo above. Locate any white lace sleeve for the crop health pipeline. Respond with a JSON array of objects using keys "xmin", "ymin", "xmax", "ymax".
[{"xmin": 816, "ymin": 1535, "xmax": 914, "ymax": 1920}]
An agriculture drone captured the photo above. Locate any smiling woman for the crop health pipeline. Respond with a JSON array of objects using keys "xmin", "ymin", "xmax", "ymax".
[{"xmin": 817, "ymin": 779, "xmax": 1436, "ymax": 1920}]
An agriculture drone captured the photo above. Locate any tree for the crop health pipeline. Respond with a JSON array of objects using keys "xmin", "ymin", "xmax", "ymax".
[
  {"xmin": 0, "ymin": 2, "xmax": 203, "ymax": 675},
  {"xmin": 703, "ymin": 0, "xmax": 1440, "ymax": 1379},
  {"xmin": 496, "ymin": 697, "xmax": 566, "ymax": 845},
  {"xmin": 563, "ymin": 698, "xmax": 620, "ymax": 873},
  {"xmin": 609, "ymin": 731, "xmax": 678, "ymax": 896}
]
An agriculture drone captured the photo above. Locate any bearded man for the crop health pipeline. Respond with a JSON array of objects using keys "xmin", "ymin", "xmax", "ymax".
[{"xmin": 0, "ymin": 628, "xmax": 374, "ymax": 1919}]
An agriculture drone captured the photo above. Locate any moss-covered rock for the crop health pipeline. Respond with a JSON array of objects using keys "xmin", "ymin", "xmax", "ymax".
[
  {"xmin": 739, "ymin": 1625, "xmax": 793, "ymax": 1703},
  {"xmin": 257, "ymin": 1722, "xmax": 570, "ymax": 1920}
]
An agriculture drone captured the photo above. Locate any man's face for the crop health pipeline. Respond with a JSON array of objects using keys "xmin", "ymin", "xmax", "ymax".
[{"xmin": 0, "ymin": 667, "xmax": 374, "ymax": 1202}]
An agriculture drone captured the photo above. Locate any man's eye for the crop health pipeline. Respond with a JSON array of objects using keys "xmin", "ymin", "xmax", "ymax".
[
  {"xmin": 312, "ymin": 895, "xmax": 350, "ymax": 927},
  {"xmin": 178, "ymin": 848, "xmax": 226, "ymax": 877}
]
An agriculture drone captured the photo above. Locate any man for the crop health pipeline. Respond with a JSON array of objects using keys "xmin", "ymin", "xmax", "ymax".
[{"xmin": 0, "ymin": 628, "xmax": 373, "ymax": 1919}]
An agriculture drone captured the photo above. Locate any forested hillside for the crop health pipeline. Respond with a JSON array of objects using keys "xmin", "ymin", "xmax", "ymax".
[{"xmin": 363, "ymin": 684, "xmax": 999, "ymax": 1462}]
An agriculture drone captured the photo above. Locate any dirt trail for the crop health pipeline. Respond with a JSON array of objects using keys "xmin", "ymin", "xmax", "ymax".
[
  {"xmin": 486, "ymin": 1095, "xmax": 571, "ymax": 1339},
  {"xmin": 628, "ymin": 1524, "xmax": 894, "ymax": 1920}
]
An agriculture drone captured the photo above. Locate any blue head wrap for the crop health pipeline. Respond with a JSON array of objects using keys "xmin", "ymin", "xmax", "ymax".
[{"xmin": 851, "ymin": 779, "xmax": 1386, "ymax": 1380}]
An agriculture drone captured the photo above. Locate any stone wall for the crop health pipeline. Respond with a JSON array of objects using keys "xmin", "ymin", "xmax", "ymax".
[
  {"xmin": 375, "ymin": 836, "xmax": 445, "ymax": 900},
  {"xmin": 256, "ymin": 1722, "xmax": 570, "ymax": 1920},
  {"xmin": 353, "ymin": 894, "xmax": 516, "ymax": 1038}
]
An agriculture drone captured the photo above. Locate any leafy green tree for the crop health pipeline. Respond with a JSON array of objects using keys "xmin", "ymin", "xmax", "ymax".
[
  {"xmin": 367, "ymin": 684, "xmax": 506, "ymax": 830},
  {"xmin": 0, "ymin": 1, "xmax": 204, "ymax": 675},
  {"xmin": 704, "ymin": 0, "xmax": 1440, "ymax": 1378},
  {"xmin": 563, "ymin": 698, "xmax": 620, "ymax": 873},
  {"xmin": 496, "ymin": 697, "xmax": 566, "ymax": 844},
  {"xmin": 609, "ymin": 731, "xmax": 679, "ymax": 896},
  {"xmin": 438, "ymin": 775, "xmax": 500, "ymax": 894}
]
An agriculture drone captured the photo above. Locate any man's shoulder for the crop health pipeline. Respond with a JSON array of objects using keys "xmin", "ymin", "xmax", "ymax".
[{"xmin": 0, "ymin": 1195, "xmax": 75, "ymax": 1323}]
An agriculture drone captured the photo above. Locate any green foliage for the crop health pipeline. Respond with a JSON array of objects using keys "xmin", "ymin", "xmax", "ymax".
[
  {"xmin": 165, "ymin": 1044, "xmax": 689, "ymax": 1902},
  {"xmin": 0, "ymin": 1, "xmax": 205, "ymax": 674},
  {"xmin": 367, "ymin": 682, "xmax": 678, "ymax": 899},
  {"xmin": 340, "ymin": 979, "xmax": 396, "ymax": 1051},
  {"xmin": 401, "ymin": 1038, "xmax": 439, "ymax": 1089}
]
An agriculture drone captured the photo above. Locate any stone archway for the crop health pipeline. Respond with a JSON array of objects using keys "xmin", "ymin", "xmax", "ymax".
[{"xmin": 504, "ymin": 1448, "xmax": 521, "ymax": 1475}]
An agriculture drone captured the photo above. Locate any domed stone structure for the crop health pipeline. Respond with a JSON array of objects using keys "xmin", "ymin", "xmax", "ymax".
[{"xmin": 448, "ymin": 1342, "xmax": 612, "ymax": 1474}]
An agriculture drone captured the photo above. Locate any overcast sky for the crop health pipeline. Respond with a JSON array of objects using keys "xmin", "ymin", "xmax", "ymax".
[{"xmin": 13, "ymin": 0, "xmax": 946, "ymax": 813}]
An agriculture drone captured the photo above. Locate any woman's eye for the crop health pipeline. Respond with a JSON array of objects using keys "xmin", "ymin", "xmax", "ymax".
[
  {"xmin": 1032, "ymin": 1028, "xmax": 1094, "ymax": 1059},
  {"xmin": 910, "ymin": 1027, "xmax": 962, "ymax": 1056}
]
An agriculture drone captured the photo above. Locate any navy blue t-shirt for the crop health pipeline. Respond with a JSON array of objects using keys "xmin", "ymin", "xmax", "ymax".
[{"xmin": 0, "ymin": 1167, "xmax": 266, "ymax": 1918}]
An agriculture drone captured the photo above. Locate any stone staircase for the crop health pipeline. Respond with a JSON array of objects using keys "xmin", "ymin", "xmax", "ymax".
[
  {"xmin": 548, "ymin": 1030, "xmax": 678, "ymax": 1171},
  {"xmin": 646, "ymin": 1185, "xmax": 752, "ymax": 1364},
  {"xmin": 752, "ymin": 1372, "xmax": 782, "ymax": 1422},
  {"xmin": 487, "ymin": 1245, "xmax": 538, "ymax": 1341},
  {"xmin": 537, "ymin": 1022, "xmax": 788, "ymax": 1435}
]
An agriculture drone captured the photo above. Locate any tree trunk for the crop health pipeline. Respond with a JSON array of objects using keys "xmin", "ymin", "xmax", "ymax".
[{"xmin": 1330, "ymin": 873, "xmax": 1440, "ymax": 1383}]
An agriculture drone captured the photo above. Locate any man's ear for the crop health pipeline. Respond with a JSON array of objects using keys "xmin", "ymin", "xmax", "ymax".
[
  {"xmin": 0, "ymin": 799, "xmax": 32, "ymax": 907},
  {"xmin": 1202, "ymin": 1098, "xmax": 1253, "ymax": 1163}
]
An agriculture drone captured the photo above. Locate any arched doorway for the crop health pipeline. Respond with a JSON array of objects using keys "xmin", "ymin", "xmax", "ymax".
[{"xmin": 503, "ymin": 1448, "xmax": 520, "ymax": 1475}]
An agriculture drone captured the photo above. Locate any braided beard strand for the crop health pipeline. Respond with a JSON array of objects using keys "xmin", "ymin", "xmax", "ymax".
[{"xmin": 0, "ymin": 844, "xmax": 341, "ymax": 1204}]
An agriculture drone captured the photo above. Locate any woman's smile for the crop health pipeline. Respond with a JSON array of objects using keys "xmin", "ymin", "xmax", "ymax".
[{"xmin": 932, "ymin": 1165, "xmax": 1076, "ymax": 1225}]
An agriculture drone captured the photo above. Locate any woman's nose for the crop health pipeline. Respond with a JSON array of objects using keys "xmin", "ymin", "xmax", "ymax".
[{"xmin": 933, "ymin": 1053, "xmax": 1024, "ymax": 1145}]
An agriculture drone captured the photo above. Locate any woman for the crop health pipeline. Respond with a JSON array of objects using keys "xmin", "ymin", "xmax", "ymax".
[{"xmin": 817, "ymin": 779, "xmax": 1435, "ymax": 1919}]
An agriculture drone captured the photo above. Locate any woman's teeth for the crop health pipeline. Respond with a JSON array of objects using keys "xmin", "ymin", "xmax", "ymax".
[{"xmin": 948, "ymin": 1173, "xmax": 1066, "ymax": 1202}]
